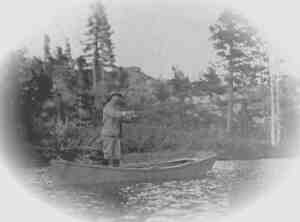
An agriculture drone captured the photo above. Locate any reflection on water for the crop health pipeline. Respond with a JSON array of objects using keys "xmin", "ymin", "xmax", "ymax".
[{"xmin": 23, "ymin": 159, "xmax": 290, "ymax": 222}]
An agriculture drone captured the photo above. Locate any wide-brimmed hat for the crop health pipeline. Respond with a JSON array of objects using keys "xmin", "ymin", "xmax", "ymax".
[
  {"xmin": 109, "ymin": 91, "xmax": 123, "ymax": 98},
  {"xmin": 106, "ymin": 91, "xmax": 123, "ymax": 103}
]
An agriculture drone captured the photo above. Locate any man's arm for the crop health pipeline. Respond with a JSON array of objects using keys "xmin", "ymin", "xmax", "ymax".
[
  {"xmin": 121, "ymin": 111, "xmax": 138, "ymax": 123},
  {"xmin": 104, "ymin": 106, "xmax": 134, "ymax": 119}
]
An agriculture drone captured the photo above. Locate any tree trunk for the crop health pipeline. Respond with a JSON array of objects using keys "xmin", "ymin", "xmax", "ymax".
[
  {"xmin": 92, "ymin": 54, "xmax": 97, "ymax": 92},
  {"xmin": 275, "ymin": 70, "xmax": 281, "ymax": 145},
  {"xmin": 270, "ymin": 65, "xmax": 276, "ymax": 146},
  {"xmin": 240, "ymin": 100, "xmax": 249, "ymax": 137},
  {"xmin": 92, "ymin": 34, "xmax": 101, "ymax": 126},
  {"xmin": 92, "ymin": 32, "xmax": 99, "ymax": 92},
  {"xmin": 226, "ymin": 72, "xmax": 234, "ymax": 135}
]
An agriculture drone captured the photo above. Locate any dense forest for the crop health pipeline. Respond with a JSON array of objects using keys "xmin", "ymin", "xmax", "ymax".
[{"xmin": 2, "ymin": 1, "xmax": 300, "ymax": 162}]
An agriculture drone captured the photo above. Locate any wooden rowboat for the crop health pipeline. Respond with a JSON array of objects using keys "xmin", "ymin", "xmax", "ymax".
[{"xmin": 48, "ymin": 154, "xmax": 217, "ymax": 186}]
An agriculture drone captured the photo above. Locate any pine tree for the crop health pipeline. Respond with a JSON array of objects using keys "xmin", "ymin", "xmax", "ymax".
[
  {"xmin": 55, "ymin": 46, "xmax": 64, "ymax": 61},
  {"xmin": 153, "ymin": 80, "xmax": 170, "ymax": 102},
  {"xmin": 169, "ymin": 66, "xmax": 192, "ymax": 128},
  {"xmin": 43, "ymin": 34, "xmax": 51, "ymax": 62},
  {"xmin": 82, "ymin": 0, "xmax": 115, "ymax": 92},
  {"xmin": 209, "ymin": 9, "xmax": 268, "ymax": 134},
  {"xmin": 193, "ymin": 65, "xmax": 226, "ymax": 98},
  {"xmin": 64, "ymin": 38, "xmax": 72, "ymax": 61},
  {"xmin": 170, "ymin": 66, "xmax": 191, "ymax": 101}
]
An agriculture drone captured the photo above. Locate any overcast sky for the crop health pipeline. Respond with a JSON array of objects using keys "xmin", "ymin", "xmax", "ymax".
[
  {"xmin": 22, "ymin": 0, "xmax": 226, "ymax": 80},
  {"xmin": 4, "ymin": 0, "xmax": 300, "ymax": 81}
]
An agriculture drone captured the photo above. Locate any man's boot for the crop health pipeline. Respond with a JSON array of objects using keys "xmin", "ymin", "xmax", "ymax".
[{"xmin": 112, "ymin": 159, "xmax": 120, "ymax": 167}]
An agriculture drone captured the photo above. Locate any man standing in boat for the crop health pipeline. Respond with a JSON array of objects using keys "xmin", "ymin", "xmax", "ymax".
[{"xmin": 101, "ymin": 91, "xmax": 136, "ymax": 167}]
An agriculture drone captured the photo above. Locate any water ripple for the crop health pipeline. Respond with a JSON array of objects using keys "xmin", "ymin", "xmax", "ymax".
[{"xmin": 20, "ymin": 159, "xmax": 291, "ymax": 222}]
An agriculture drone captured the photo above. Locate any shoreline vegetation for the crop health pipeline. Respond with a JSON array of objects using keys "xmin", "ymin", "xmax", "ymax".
[
  {"xmin": 15, "ymin": 126, "xmax": 299, "ymax": 168},
  {"xmin": 2, "ymin": 1, "xmax": 300, "ymax": 168}
]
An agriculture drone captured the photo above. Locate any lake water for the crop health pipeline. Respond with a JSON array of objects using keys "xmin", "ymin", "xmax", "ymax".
[{"xmin": 22, "ymin": 158, "xmax": 292, "ymax": 222}]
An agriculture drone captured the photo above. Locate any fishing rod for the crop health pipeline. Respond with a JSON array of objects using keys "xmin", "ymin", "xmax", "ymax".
[{"xmin": 131, "ymin": 103, "xmax": 228, "ymax": 118}]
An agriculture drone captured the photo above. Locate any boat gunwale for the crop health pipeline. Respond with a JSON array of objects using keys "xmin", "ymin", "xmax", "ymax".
[{"xmin": 50, "ymin": 154, "xmax": 217, "ymax": 172}]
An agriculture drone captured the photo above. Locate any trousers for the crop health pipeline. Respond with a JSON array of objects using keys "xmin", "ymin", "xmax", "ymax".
[{"xmin": 102, "ymin": 136, "xmax": 121, "ymax": 160}]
